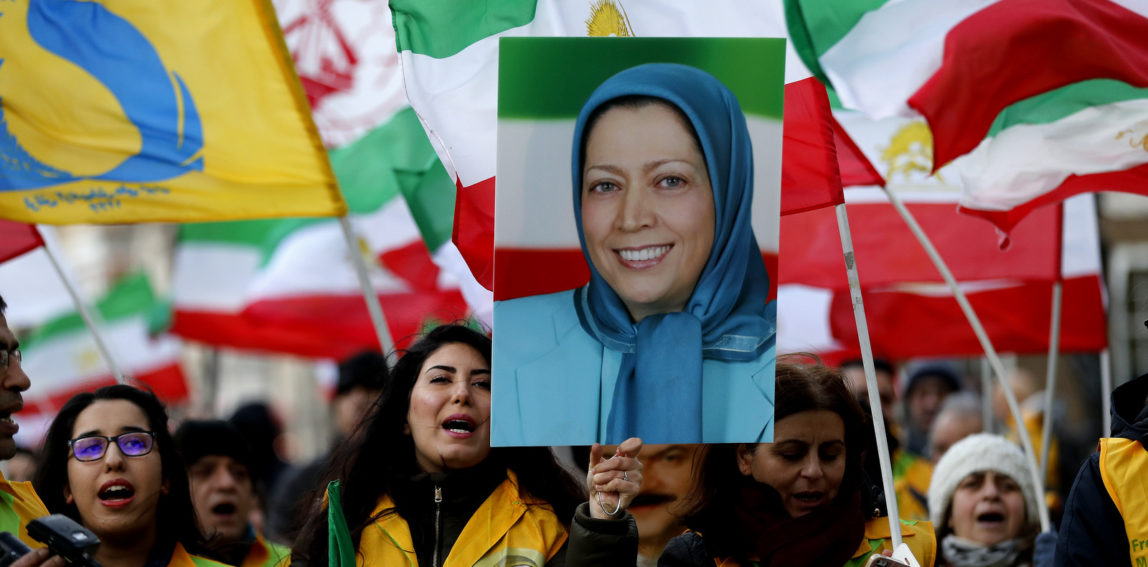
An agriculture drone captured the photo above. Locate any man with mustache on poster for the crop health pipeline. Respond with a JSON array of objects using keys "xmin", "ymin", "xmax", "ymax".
[{"xmin": 604, "ymin": 443, "xmax": 700, "ymax": 566}]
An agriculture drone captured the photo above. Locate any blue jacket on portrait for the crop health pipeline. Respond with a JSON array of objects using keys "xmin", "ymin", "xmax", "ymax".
[{"xmin": 491, "ymin": 289, "xmax": 775, "ymax": 446}]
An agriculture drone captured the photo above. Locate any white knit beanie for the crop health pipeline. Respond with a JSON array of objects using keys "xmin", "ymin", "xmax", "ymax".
[{"xmin": 927, "ymin": 433, "xmax": 1039, "ymax": 531}]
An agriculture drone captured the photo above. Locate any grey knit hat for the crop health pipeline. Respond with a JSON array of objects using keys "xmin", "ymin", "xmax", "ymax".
[{"xmin": 927, "ymin": 433, "xmax": 1039, "ymax": 531}]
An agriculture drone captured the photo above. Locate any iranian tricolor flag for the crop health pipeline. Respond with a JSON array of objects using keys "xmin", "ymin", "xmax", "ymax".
[
  {"xmin": 393, "ymin": 0, "xmax": 849, "ymax": 290},
  {"xmin": 777, "ymin": 192, "xmax": 1106, "ymax": 360},
  {"xmin": 18, "ymin": 274, "xmax": 188, "ymax": 441},
  {"xmin": 170, "ymin": 107, "xmax": 472, "ymax": 359},
  {"xmin": 785, "ymin": 0, "xmax": 1148, "ymax": 233}
]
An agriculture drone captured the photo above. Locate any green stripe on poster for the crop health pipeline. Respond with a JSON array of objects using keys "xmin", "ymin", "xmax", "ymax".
[{"xmin": 498, "ymin": 38, "xmax": 785, "ymax": 121}]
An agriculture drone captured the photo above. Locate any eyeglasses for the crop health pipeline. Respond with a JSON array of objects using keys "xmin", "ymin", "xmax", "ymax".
[
  {"xmin": 68, "ymin": 432, "xmax": 156, "ymax": 462},
  {"xmin": 0, "ymin": 349, "xmax": 20, "ymax": 370}
]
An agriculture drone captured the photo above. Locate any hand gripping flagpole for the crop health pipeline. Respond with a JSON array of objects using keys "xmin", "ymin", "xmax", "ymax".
[
  {"xmin": 835, "ymin": 202, "xmax": 903, "ymax": 549},
  {"xmin": 883, "ymin": 188, "xmax": 1051, "ymax": 532},
  {"xmin": 38, "ymin": 228, "xmax": 127, "ymax": 384},
  {"xmin": 337, "ymin": 216, "xmax": 395, "ymax": 354}
]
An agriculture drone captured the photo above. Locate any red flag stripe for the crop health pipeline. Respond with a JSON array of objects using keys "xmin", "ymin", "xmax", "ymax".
[
  {"xmin": 827, "ymin": 274, "xmax": 1108, "ymax": 358},
  {"xmin": 0, "ymin": 221, "xmax": 43, "ymax": 263},
  {"xmin": 779, "ymin": 198, "xmax": 1062, "ymax": 289}
]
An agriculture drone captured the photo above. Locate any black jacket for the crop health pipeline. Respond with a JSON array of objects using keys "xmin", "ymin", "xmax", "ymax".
[{"xmin": 1055, "ymin": 372, "xmax": 1148, "ymax": 567}]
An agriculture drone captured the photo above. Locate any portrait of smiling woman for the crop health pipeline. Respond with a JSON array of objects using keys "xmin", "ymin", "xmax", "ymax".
[{"xmin": 493, "ymin": 61, "xmax": 778, "ymax": 446}]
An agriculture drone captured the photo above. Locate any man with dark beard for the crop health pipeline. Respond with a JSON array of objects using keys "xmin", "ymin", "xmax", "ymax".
[{"xmin": 605, "ymin": 443, "xmax": 700, "ymax": 566}]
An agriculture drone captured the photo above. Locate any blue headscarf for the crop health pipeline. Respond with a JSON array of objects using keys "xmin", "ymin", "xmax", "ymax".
[{"xmin": 571, "ymin": 63, "xmax": 775, "ymax": 443}]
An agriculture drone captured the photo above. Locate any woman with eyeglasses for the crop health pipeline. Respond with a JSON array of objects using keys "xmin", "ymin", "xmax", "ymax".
[{"xmin": 33, "ymin": 385, "xmax": 224, "ymax": 567}]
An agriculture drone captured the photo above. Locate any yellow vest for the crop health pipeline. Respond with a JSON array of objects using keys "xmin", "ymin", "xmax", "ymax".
[
  {"xmin": 892, "ymin": 450, "xmax": 933, "ymax": 523},
  {"xmin": 357, "ymin": 472, "xmax": 568, "ymax": 567},
  {"xmin": 241, "ymin": 533, "xmax": 290, "ymax": 567},
  {"xmin": 1099, "ymin": 437, "xmax": 1148, "ymax": 567},
  {"xmin": 707, "ymin": 518, "xmax": 936, "ymax": 567},
  {"xmin": 845, "ymin": 518, "xmax": 936, "ymax": 567},
  {"xmin": 0, "ymin": 470, "xmax": 49, "ymax": 548},
  {"xmin": 170, "ymin": 543, "xmax": 232, "ymax": 567}
]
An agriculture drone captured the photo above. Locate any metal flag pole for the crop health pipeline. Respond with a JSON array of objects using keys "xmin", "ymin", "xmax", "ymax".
[
  {"xmin": 1100, "ymin": 348, "xmax": 1113, "ymax": 436},
  {"xmin": 38, "ymin": 228, "xmax": 127, "ymax": 383},
  {"xmin": 883, "ymin": 188, "xmax": 1051, "ymax": 532},
  {"xmin": 835, "ymin": 202, "xmax": 903, "ymax": 549},
  {"xmin": 980, "ymin": 358, "xmax": 993, "ymax": 432},
  {"xmin": 1039, "ymin": 281, "xmax": 1062, "ymax": 482},
  {"xmin": 337, "ymin": 215, "xmax": 395, "ymax": 354}
]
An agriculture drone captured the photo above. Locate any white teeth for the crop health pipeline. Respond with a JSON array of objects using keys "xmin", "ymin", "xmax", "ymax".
[{"xmin": 619, "ymin": 245, "xmax": 670, "ymax": 262}]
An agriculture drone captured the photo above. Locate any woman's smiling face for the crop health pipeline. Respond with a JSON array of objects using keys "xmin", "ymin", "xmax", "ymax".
[
  {"xmin": 64, "ymin": 399, "xmax": 167, "ymax": 542},
  {"xmin": 581, "ymin": 102, "xmax": 715, "ymax": 323}
]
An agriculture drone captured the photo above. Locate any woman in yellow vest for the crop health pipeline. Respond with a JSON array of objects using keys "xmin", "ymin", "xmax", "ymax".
[
  {"xmin": 927, "ymin": 434, "xmax": 1041, "ymax": 567},
  {"xmin": 33, "ymin": 386, "xmax": 227, "ymax": 567},
  {"xmin": 660, "ymin": 361, "xmax": 936, "ymax": 566},
  {"xmin": 291, "ymin": 324, "xmax": 641, "ymax": 567},
  {"xmin": 1057, "ymin": 371, "xmax": 1148, "ymax": 566}
]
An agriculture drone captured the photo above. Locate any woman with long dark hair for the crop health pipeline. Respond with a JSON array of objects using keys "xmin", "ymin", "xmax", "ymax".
[
  {"xmin": 292, "ymin": 324, "xmax": 640, "ymax": 566},
  {"xmin": 34, "ymin": 385, "xmax": 221, "ymax": 567},
  {"xmin": 661, "ymin": 361, "xmax": 937, "ymax": 567}
]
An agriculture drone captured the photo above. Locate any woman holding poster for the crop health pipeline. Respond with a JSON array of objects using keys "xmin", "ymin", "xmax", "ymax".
[{"xmin": 494, "ymin": 61, "xmax": 778, "ymax": 446}]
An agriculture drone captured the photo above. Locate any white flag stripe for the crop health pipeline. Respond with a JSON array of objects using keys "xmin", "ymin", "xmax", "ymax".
[{"xmin": 957, "ymin": 98, "xmax": 1148, "ymax": 212}]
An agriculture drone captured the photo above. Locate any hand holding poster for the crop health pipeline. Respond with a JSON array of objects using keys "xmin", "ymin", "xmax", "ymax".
[{"xmin": 491, "ymin": 38, "xmax": 783, "ymax": 446}]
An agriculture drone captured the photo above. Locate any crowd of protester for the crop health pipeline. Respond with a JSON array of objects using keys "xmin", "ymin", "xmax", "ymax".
[{"xmin": 3, "ymin": 291, "xmax": 1146, "ymax": 566}]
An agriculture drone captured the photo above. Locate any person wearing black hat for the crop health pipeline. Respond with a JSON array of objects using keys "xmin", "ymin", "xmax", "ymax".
[
  {"xmin": 902, "ymin": 362, "xmax": 963, "ymax": 458},
  {"xmin": 175, "ymin": 420, "xmax": 289, "ymax": 567}
]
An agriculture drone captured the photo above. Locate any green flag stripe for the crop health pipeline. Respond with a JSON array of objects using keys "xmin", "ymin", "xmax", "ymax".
[
  {"xmin": 498, "ymin": 38, "xmax": 785, "ymax": 120},
  {"xmin": 392, "ymin": 0, "xmax": 537, "ymax": 60},
  {"xmin": 784, "ymin": 0, "xmax": 889, "ymax": 87},
  {"xmin": 24, "ymin": 273, "xmax": 157, "ymax": 345},
  {"xmin": 988, "ymin": 79, "xmax": 1148, "ymax": 136}
]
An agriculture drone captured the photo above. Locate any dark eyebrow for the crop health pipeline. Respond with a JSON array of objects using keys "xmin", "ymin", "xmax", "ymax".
[
  {"xmin": 469, "ymin": 369, "xmax": 491, "ymax": 377},
  {"xmin": 74, "ymin": 425, "xmax": 148, "ymax": 439},
  {"xmin": 425, "ymin": 365, "xmax": 456, "ymax": 375}
]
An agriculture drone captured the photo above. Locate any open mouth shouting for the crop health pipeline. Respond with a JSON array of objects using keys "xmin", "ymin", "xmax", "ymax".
[
  {"xmin": 442, "ymin": 414, "xmax": 477, "ymax": 439},
  {"xmin": 0, "ymin": 408, "xmax": 19, "ymax": 436},
  {"xmin": 791, "ymin": 491, "xmax": 828, "ymax": 512},
  {"xmin": 975, "ymin": 510, "xmax": 1007, "ymax": 528},
  {"xmin": 615, "ymin": 245, "xmax": 672, "ymax": 269},
  {"xmin": 98, "ymin": 479, "xmax": 136, "ymax": 508}
]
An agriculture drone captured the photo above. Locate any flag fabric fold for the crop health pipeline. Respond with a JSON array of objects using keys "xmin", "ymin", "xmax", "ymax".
[
  {"xmin": 0, "ymin": 220, "xmax": 42, "ymax": 263},
  {"xmin": 785, "ymin": 0, "xmax": 1148, "ymax": 234},
  {"xmin": 170, "ymin": 107, "xmax": 470, "ymax": 360},
  {"xmin": 18, "ymin": 273, "xmax": 189, "ymax": 416},
  {"xmin": 393, "ymin": 0, "xmax": 846, "ymax": 290}
]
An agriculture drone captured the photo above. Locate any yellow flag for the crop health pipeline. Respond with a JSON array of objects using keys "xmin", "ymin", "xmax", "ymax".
[{"xmin": 0, "ymin": 0, "xmax": 346, "ymax": 223}]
